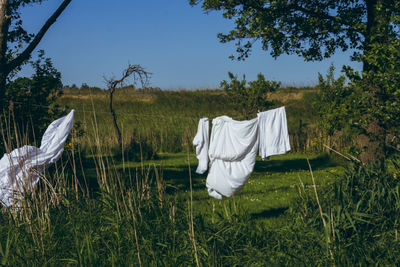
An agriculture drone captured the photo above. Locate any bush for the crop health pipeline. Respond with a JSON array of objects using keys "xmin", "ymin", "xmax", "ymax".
[
  {"xmin": 4, "ymin": 50, "xmax": 66, "ymax": 149},
  {"xmin": 220, "ymin": 72, "xmax": 280, "ymax": 119}
]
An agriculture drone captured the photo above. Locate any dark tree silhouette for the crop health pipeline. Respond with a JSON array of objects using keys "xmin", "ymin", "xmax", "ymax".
[
  {"xmin": 0, "ymin": 0, "xmax": 72, "ymax": 111},
  {"xmin": 104, "ymin": 64, "xmax": 151, "ymax": 152}
]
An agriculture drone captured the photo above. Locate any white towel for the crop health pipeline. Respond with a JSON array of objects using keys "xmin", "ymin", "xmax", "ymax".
[{"xmin": 257, "ymin": 107, "xmax": 291, "ymax": 160}]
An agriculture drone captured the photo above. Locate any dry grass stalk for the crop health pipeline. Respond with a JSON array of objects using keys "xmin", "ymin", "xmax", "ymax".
[
  {"xmin": 186, "ymin": 150, "xmax": 200, "ymax": 267},
  {"xmin": 307, "ymin": 158, "xmax": 335, "ymax": 265},
  {"xmin": 323, "ymin": 144, "xmax": 361, "ymax": 163}
]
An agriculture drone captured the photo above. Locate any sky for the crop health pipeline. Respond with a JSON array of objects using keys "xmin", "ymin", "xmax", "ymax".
[{"xmin": 17, "ymin": 0, "xmax": 362, "ymax": 89}]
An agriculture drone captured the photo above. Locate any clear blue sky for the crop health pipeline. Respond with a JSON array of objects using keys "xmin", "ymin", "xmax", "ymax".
[{"xmin": 17, "ymin": 0, "xmax": 361, "ymax": 89}]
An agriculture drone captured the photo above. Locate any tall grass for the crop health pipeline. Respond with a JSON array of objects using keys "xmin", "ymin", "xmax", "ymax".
[
  {"xmin": 59, "ymin": 86, "xmax": 352, "ymax": 156},
  {"xmin": 0, "ymin": 104, "xmax": 312, "ymax": 265},
  {"xmin": 0, "ymin": 89, "xmax": 397, "ymax": 265}
]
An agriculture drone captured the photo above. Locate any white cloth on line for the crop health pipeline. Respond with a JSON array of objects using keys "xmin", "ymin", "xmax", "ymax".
[
  {"xmin": 193, "ymin": 117, "xmax": 209, "ymax": 174},
  {"xmin": 0, "ymin": 110, "xmax": 75, "ymax": 207},
  {"xmin": 257, "ymin": 106, "xmax": 291, "ymax": 160},
  {"xmin": 205, "ymin": 107, "xmax": 291, "ymax": 199},
  {"xmin": 206, "ymin": 116, "xmax": 259, "ymax": 199}
]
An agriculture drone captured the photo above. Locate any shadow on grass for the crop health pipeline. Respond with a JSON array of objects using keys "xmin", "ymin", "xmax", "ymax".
[
  {"xmin": 250, "ymin": 207, "xmax": 288, "ymax": 219},
  {"xmin": 254, "ymin": 153, "xmax": 338, "ymax": 173},
  {"xmin": 235, "ymin": 185, "xmax": 293, "ymax": 196},
  {"xmin": 163, "ymin": 166, "xmax": 206, "ymax": 193},
  {"xmin": 71, "ymin": 153, "xmax": 340, "ymax": 197}
]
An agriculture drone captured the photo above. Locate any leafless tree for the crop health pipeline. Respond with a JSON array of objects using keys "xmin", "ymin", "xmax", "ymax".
[{"xmin": 104, "ymin": 64, "xmax": 151, "ymax": 153}]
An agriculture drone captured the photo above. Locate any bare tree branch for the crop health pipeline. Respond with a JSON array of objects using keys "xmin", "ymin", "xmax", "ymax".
[
  {"xmin": 104, "ymin": 64, "xmax": 151, "ymax": 153},
  {"xmin": 105, "ymin": 64, "xmax": 151, "ymax": 91}
]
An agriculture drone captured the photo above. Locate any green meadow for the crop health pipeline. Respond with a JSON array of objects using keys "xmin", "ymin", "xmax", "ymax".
[{"xmin": 0, "ymin": 87, "xmax": 398, "ymax": 265}]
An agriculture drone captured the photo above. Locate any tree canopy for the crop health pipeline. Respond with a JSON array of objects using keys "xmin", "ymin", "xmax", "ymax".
[
  {"xmin": 0, "ymin": 0, "xmax": 72, "ymax": 110},
  {"xmin": 189, "ymin": 0, "xmax": 399, "ymax": 65},
  {"xmin": 191, "ymin": 0, "xmax": 400, "ymax": 165}
]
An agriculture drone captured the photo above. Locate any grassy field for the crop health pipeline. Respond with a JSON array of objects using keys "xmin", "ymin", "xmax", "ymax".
[
  {"xmin": 58, "ymin": 86, "xmax": 324, "ymax": 154},
  {"xmin": 0, "ymin": 87, "xmax": 398, "ymax": 265},
  {"xmin": 114, "ymin": 151, "xmax": 345, "ymax": 228}
]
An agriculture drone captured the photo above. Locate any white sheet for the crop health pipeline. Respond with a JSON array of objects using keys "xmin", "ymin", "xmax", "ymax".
[
  {"xmin": 205, "ymin": 107, "xmax": 291, "ymax": 199},
  {"xmin": 0, "ymin": 110, "xmax": 75, "ymax": 207},
  {"xmin": 193, "ymin": 117, "xmax": 209, "ymax": 174},
  {"xmin": 206, "ymin": 116, "xmax": 259, "ymax": 199},
  {"xmin": 258, "ymin": 107, "xmax": 291, "ymax": 159}
]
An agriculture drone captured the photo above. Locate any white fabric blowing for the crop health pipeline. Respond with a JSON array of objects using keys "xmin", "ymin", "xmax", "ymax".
[{"xmin": 0, "ymin": 110, "xmax": 75, "ymax": 207}]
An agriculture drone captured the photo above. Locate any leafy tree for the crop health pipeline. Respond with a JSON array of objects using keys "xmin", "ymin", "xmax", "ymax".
[
  {"xmin": 314, "ymin": 65, "xmax": 355, "ymax": 137},
  {"xmin": 0, "ymin": 0, "xmax": 72, "ymax": 111},
  {"xmin": 6, "ymin": 50, "xmax": 65, "ymax": 146},
  {"xmin": 190, "ymin": 0, "xmax": 400, "ymax": 164},
  {"xmin": 344, "ymin": 37, "xmax": 400, "ymax": 165},
  {"xmin": 315, "ymin": 40, "xmax": 400, "ymax": 166},
  {"xmin": 220, "ymin": 72, "xmax": 279, "ymax": 119},
  {"xmin": 189, "ymin": 0, "xmax": 397, "ymax": 65}
]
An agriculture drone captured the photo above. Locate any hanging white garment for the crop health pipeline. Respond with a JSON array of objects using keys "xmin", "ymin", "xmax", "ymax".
[
  {"xmin": 193, "ymin": 117, "xmax": 209, "ymax": 174},
  {"xmin": 205, "ymin": 107, "xmax": 291, "ymax": 199},
  {"xmin": 206, "ymin": 116, "xmax": 259, "ymax": 199},
  {"xmin": 0, "ymin": 110, "xmax": 75, "ymax": 207},
  {"xmin": 258, "ymin": 107, "xmax": 291, "ymax": 159}
]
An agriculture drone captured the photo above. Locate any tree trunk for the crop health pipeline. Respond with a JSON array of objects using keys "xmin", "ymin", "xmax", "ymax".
[
  {"xmin": 357, "ymin": 0, "xmax": 391, "ymax": 166},
  {"xmin": 357, "ymin": 109, "xmax": 386, "ymax": 168},
  {"xmin": 0, "ymin": 72, "xmax": 6, "ymax": 112},
  {"xmin": 109, "ymin": 89, "xmax": 123, "ymax": 152},
  {"xmin": 0, "ymin": 0, "xmax": 10, "ymax": 112}
]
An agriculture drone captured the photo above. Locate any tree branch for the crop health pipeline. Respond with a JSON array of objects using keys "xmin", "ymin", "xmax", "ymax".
[
  {"xmin": 0, "ymin": 0, "xmax": 11, "ymax": 65},
  {"xmin": 104, "ymin": 63, "xmax": 151, "ymax": 152},
  {"xmin": 288, "ymin": 3, "xmax": 339, "ymax": 24},
  {"xmin": 105, "ymin": 64, "xmax": 151, "ymax": 90},
  {"xmin": 6, "ymin": 0, "xmax": 72, "ymax": 74}
]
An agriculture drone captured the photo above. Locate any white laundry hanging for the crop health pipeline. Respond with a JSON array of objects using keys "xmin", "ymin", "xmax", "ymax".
[
  {"xmin": 192, "ymin": 117, "xmax": 209, "ymax": 174},
  {"xmin": 257, "ymin": 107, "xmax": 291, "ymax": 159},
  {"xmin": 197, "ymin": 107, "xmax": 290, "ymax": 199},
  {"xmin": 0, "ymin": 110, "xmax": 75, "ymax": 207},
  {"xmin": 206, "ymin": 116, "xmax": 259, "ymax": 199}
]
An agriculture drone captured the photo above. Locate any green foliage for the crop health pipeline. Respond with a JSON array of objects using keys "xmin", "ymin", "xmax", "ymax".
[
  {"xmin": 189, "ymin": 1, "xmax": 399, "ymax": 61},
  {"xmin": 191, "ymin": 0, "xmax": 399, "ymax": 164},
  {"xmin": 0, "ymin": 142, "xmax": 343, "ymax": 265},
  {"xmin": 2, "ymin": 92, "xmax": 399, "ymax": 265},
  {"xmin": 292, "ymin": 157, "xmax": 400, "ymax": 265},
  {"xmin": 314, "ymin": 64, "xmax": 355, "ymax": 136},
  {"xmin": 315, "ymin": 36, "xmax": 400, "ymax": 159},
  {"xmin": 220, "ymin": 72, "xmax": 280, "ymax": 119},
  {"xmin": 6, "ymin": 0, "xmax": 44, "ymax": 59},
  {"xmin": 60, "ymin": 86, "xmax": 346, "ymax": 154},
  {"xmin": 5, "ymin": 50, "xmax": 65, "ymax": 144},
  {"xmin": 344, "ymin": 37, "xmax": 400, "ymax": 149}
]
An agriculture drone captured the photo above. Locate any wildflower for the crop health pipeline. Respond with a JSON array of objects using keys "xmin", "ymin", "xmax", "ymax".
[{"xmin": 65, "ymin": 142, "xmax": 73, "ymax": 151}]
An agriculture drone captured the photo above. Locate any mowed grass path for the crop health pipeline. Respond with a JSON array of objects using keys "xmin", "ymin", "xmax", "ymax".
[{"xmin": 113, "ymin": 152, "xmax": 345, "ymax": 228}]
